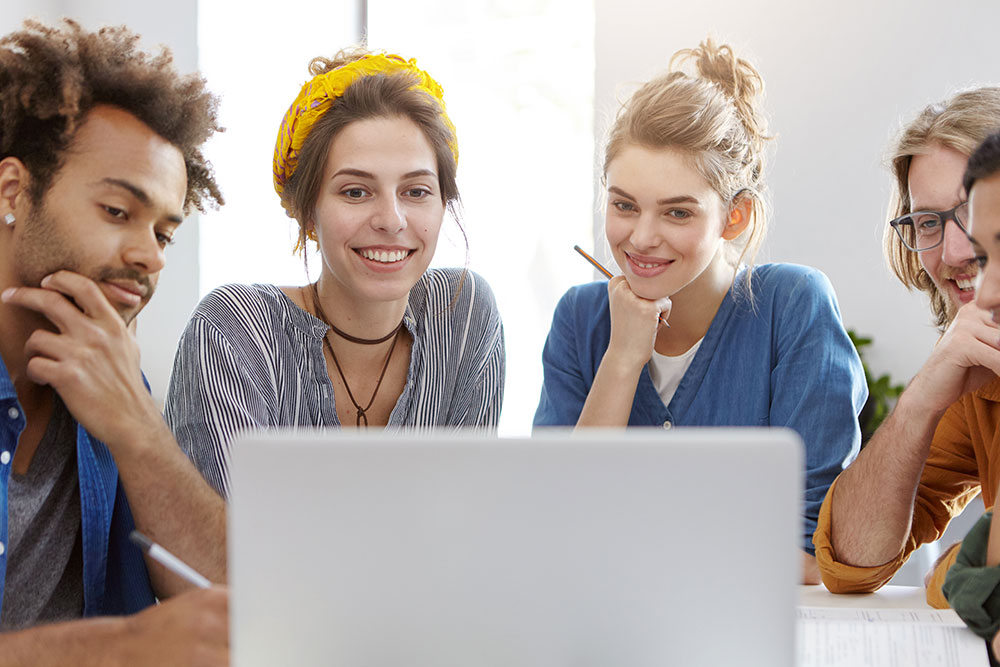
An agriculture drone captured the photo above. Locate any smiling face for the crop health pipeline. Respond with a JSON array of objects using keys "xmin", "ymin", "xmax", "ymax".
[
  {"xmin": 969, "ymin": 171, "xmax": 1000, "ymax": 323},
  {"xmin": 11, "ymin": 105, "xmax": 186, "ymax": 322},
  {"xmin": 604, "ymin": 144, "xmax": 736, "ymax": 301},
  {"xmin": 311, "ymin": 115, "xmax": 444, "ymax": 308},
  {"xmin": 907, "ymin": 143, "xmax": 978, "ymax": 319}
]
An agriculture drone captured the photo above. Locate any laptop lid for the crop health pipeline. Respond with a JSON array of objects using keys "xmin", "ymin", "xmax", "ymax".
[{"xmin": 229, "ymin": 428, "xmax": 801, "ymax": 666}]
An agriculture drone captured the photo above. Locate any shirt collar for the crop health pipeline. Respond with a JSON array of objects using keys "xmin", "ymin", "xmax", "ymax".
[
  {"xmin": 0, "ymin": 352, "xmax": 16, "ymax": 404},
  {"xmin": 975, "ymin": 375, "xmax": 1000, "ymax": 402}
]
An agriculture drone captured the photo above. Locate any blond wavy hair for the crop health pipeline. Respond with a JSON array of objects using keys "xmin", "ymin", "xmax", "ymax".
[
  {"xmin": 884, "ymin": 87, "xmax": 1000, "ymax": 330},
  {"xmin": 604, "ymin": 38, "xmax": 772, "ymax": 290}
]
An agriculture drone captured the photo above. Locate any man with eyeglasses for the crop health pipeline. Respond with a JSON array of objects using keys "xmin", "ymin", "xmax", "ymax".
[{"xmin": 813, "ymin": 87, "xmax": 1000, "ymax": 608}]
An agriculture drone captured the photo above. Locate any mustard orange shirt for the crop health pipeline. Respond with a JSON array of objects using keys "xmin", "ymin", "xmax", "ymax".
[{"xmin": 814, "ymin": 377, "xmax": 1000, "ymax": 607}]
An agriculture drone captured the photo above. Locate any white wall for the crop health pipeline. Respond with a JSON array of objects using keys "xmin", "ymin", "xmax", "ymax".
[
  {"xmin": 2, "ymin": 1, "xmax": 200, "ymax": 405},
  {"xmin": 594, "ymin": 0, "xmax": 1000, "ymax": 385}
]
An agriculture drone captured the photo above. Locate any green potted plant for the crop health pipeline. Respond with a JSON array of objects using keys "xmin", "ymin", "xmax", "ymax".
[{"xmin": 848, "ymin": 330, "xmax": 905, "ymax": 445}]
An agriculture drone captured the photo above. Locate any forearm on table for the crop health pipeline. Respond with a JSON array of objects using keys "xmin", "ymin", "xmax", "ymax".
[
  {"xmin": 828, "ymin": 390, "xmax": 944, "ymax": 566},
  {"xmin": 107, "ymin": 417, "xmax": 227, "ymax": 595},
  {"xmin": 801, "ymin": 551, "xmax": 821, "ymax": 585}
]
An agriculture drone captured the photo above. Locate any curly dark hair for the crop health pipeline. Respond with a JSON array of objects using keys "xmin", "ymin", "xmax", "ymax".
[{"xmin": 0, "ymin": 18, "xmax": 223, "ymax": 213}]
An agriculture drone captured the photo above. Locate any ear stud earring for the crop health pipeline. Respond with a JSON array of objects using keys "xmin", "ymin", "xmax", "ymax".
[{"xmin": 3, "ymin": 213, "xmax": 13, "ymax": 226}]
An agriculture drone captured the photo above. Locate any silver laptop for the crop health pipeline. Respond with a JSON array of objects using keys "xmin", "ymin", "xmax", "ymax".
[{"xmin": 229, "ymin": 428, "xmax": 801, "ymax": 667}]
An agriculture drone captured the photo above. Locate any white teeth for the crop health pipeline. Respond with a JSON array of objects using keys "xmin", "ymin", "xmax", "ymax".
[
  {"xmin": 956, "ymin": 277, "xmax": 976, "ymax": 291},
  {"xmin": 360, "ymin": 249, "xmax": 407, "ymax": 263},
  {"xmin": 627, "ymin": 253, "xmax": 666, "ymax": 270}
]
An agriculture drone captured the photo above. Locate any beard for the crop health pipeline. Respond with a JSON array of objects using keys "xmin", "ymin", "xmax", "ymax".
[
  {"xmin": 12, "ymin": 197, "xmax": 155, "ymax": 324},
  {"xmin": 936, "ymin": 262, "xmax": 979, "ymax": 322}
]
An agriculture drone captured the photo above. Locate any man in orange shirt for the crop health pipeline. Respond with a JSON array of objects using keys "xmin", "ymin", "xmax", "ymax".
[{"xmin": 814, "ymin": 87, "xmax": 1000, "ymax": 607}]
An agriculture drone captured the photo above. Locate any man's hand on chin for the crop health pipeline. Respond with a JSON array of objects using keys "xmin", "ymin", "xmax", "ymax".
[{"xmin": 0, "ymin": 270, "xmax": 159, "ymax": 449}]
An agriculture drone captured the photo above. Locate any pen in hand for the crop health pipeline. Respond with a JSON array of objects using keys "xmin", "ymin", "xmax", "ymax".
[
  {"xmin": 573, "ymin": 245, "xmax": 670, "ymax": 328},
  {"xmin": 130, "ymin": 530, "xmax": 211, "ymax": 589}
]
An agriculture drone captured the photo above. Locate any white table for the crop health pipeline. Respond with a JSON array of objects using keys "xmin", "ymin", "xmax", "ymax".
[
  {"xmin": 797, "ymin": 584, "xmax": 986, "ymax": 666},
  {"xmin": 799, "ymin": 583, "xmax": 960, "ymax": 616}
]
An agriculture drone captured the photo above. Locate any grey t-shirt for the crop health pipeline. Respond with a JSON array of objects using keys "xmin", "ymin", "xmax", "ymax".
[{"xmin": 0, "ymin": 397, "xmax": 84, "ymax": 630}]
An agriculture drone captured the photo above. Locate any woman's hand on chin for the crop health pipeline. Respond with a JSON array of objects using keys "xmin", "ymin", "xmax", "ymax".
[{"xmin": 605, "ymin": 275, "xmax": 670, "ymax": 371}]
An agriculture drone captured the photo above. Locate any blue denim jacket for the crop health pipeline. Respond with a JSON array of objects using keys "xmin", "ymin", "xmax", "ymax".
[
  {"xmin": 534, "ymin": 263, "xmax": 868, "ymax": 554},
  {"xmin": 0, "ymin": 355, "xmax": 154, "ymax": 617}
]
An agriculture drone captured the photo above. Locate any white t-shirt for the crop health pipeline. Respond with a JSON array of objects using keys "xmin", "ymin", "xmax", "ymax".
[{"xmin": 647, "ymin": 338, "xmax": 704, "ymax": 407}]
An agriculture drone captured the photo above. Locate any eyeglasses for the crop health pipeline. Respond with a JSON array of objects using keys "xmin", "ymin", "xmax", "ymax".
[{"xmin": 889, "ymin": 201, "xmax": 970, "ymax": 252}]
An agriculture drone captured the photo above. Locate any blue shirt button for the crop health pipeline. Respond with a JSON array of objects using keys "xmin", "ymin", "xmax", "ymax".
[{"xmin": 6, "ymin": 407, "xmax": 18, "ymax": 420}]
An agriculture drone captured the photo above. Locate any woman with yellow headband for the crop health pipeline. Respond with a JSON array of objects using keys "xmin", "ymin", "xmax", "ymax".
[{"xmin": 164, "ymin": 49, "xmax": 505, "ymax": 498}]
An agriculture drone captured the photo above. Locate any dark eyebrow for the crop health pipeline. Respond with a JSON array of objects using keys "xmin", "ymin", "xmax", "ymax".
[
  {"xmin": 332, "ymin": 168, "xmax": 438, "ymax": 180},
  {"xmin": 99, "ymin": 178, "xmax": 183, "ymax": 224},
  {"xmin": 403, "ymin": 169, "xmax": 437, "ymax": 179},
  {"xmin": 607, "ymin": 186, "xmax": 700, "ymax": 206},
  {"xmin": 608, "ymin": 186, "xmax": 636, "ymax": 200},
  {"xmin": 332, "ymin": 168, "xmax": 375, "ymax": 180},
  {"xmin": 657, "ymin": 195, "xmax": 700, "ymax": 206},
  {"xmin": 967, "ymin": 231, "xmax": 989, "ymax": 253}
]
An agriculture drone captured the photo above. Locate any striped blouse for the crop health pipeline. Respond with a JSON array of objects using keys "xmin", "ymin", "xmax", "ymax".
[{"xmin": 164, "ymin": 268, "xmax": 505, "ymax": 498}]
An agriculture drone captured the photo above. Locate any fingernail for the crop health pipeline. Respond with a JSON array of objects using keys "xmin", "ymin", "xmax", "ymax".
[
  {"xmin": 1, "ymin": 288, "xmax": 14, "ymax": 301},
  {"xmin": 40, "ymin": 275, "xmax": 53, "ymax": 287}
]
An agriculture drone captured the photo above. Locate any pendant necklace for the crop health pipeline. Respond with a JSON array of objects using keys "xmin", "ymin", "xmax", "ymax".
[{"xmin": 310, "ymin": 283, "xmax": 404, "ymax": 427}]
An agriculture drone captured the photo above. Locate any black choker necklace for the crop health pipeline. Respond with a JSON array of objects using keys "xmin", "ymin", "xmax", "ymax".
[{"xmin": 310, "ymin": 284, "xmax": 404, "ymax": 344}]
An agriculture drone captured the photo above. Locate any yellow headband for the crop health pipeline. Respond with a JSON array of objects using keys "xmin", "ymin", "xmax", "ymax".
[{"xmin": 272, "ymin": 53, "xmax": 457, "ymax": 207}]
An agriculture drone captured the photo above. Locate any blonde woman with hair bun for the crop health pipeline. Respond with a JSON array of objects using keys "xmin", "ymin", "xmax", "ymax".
[{"xmin": 534, "ymin": 39, "xmax": 867, "ymax": 584}]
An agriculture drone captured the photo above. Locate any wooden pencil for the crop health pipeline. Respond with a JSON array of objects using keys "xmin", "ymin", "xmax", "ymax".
[{"xmin": 573, "ymin": 245, "xmax": 670, "ymax": 328}]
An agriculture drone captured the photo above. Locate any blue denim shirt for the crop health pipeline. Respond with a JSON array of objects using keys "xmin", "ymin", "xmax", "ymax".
[
  {"xmin": 534, "ymin": 263, "xmax": 867, "ymax": 554},
  {"xmin": 0, "ymin": 355, "xmax": 154, "ymax": 617}
]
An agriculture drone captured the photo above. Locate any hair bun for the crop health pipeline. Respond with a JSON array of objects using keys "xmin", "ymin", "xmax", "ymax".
[
  {"xmin": 308, "ymin": 47, "xmax": 370, "ymax": 77},
  {"xmin": 675, "ymin": 40, "xmax": 762, "ymax": 102},
  {"xmin": 670, "ymin": 38, "xmax": 769, "ymax": 171}
]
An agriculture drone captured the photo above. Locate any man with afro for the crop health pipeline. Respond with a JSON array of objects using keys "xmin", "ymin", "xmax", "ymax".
[{"xmin": 0, "ymin": 18, "xmax": 227, "ymax": 664}]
